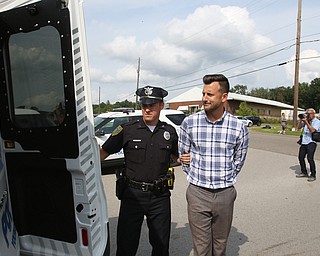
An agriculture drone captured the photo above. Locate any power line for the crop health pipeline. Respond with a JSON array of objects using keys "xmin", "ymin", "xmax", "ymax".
[
  {"xmin": 115, "ymin": 52, "xmax": 320, "ymax": 102},
  {"xmin": 149, "ymin": 34, "xmax": 319, "ymax": 92},
  {"xmin": 159, "ymin": 38, "xmax": 319, "ymax": 90},
  {"xmin": 168, "ymin": 55, "xmax": 320, "ymax": 93}
]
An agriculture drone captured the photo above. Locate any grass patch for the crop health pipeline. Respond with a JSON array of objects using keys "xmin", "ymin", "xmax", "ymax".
[{"xmin": 250, "ymin": 124, "xmax": 301, "ymax": 136}]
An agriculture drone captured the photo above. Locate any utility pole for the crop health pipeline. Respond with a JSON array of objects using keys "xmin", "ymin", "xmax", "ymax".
[
  {"xmin": 135, "ymin": 57, "xmax": 141, "ymax": 110},
  {"xmin": 98, "ymin": 86, "xmax": 101, "ymax": 114},
  {"xmin": 292, "ymin": 0, "xmax": 302, "ymax": 130}
]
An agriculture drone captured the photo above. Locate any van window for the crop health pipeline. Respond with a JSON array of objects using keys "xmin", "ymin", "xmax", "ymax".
[{"xmin": 9, "ymin": 26, "xmax": 65, "ymax": 128}]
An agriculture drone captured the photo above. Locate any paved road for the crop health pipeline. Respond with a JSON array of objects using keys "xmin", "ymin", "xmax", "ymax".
[
  {"xmin": 102, "ymin": 131, "xmax": 320, "ymax": 255},
  {"xmin": 248, "ymin": 130, "xmax": 320, "ymax": 160}
]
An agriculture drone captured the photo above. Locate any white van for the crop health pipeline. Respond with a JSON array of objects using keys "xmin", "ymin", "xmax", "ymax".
[
  {"xmin": 0, "ymin": 151, "xmax": 20, "ymax": 256},
  {"xmin": 0, "ymin": 0, "xmax": 109, "ymax": 255},
  {"xmin": 94, "ymin": 109, "xmax": 186, "ymax": 168}
]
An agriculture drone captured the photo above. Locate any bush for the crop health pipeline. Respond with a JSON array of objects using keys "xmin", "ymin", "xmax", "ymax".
[{"xmin": 235, "ymin": 102, "xmax": 258, "ymax": 116}]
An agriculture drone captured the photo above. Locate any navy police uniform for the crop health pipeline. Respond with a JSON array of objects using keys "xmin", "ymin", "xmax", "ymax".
[{"xmin": 101, "ymin": 86, "xmax": 178, "ymax": 256}]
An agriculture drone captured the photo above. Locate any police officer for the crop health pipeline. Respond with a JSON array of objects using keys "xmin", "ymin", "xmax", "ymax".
[{"xmin": 100, "ymin": 86, "xmax": 179, "ymax": 256}]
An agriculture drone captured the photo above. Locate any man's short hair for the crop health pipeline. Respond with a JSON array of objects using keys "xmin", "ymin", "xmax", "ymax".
[{"xmin": 203, "ymin": 74, "xmax": 230, "ymax": 93}]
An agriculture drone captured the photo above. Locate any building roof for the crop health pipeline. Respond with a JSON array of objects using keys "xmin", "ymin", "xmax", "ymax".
[{"xmin": 167, "ymin": 87, "xmax": 303, "ymax": 110}]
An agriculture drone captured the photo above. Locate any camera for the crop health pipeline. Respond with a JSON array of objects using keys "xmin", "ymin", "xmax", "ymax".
[{"xmin": 298, "ymin": 113, "xmax": 310, "ymax": 119}]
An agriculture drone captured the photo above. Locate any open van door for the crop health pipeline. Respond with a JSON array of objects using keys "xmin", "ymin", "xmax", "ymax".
[{"xmin": 0, "ymin": 0, "xmax": 110, "ymax": 255}]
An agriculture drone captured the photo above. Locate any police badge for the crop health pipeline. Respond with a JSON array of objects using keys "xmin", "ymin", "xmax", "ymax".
[
  {"xmin": 144, "ymin": 86, "xmax": 153, "ymax": 96},
  {"xmin": 163, "ymin": 131, "xmax": 170, "ymax": 140}
]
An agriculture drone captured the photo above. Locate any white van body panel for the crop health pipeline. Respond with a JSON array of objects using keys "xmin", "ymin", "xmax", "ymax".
[
  {"xmin": 0, "ymin": 0, "xmax": 39, "ymax": 11},
  {"xmin": 0, "ymin": 0, "xmax": 109, "ymax": 255},
  {"xmin": 0, "ymin": 154, "xmax": 19, "ymax": 256}
]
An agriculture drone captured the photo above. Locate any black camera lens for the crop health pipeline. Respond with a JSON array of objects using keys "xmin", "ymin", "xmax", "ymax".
[{"xmin": 298, "ymin": 114, "xmax": 305, "ymax": 119}]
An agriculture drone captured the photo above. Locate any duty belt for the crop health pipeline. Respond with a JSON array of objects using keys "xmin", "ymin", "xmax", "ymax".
[{"xmin": 126, "ymin": 178, "xmax": 155, "ymax": 192}]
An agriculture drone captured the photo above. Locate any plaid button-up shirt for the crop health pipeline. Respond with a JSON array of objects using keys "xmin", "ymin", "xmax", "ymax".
[{"xmin": 179, "ymin": 110, "xmax": 249, "ymax": 189}]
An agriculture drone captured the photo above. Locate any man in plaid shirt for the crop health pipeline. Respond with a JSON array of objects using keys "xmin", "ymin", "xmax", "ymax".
[{"xmin": 179, "ymin": 74, "xmax": 249, "ymax": 256}]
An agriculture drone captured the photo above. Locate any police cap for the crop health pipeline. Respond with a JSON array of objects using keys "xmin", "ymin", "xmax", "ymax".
[{"xmin": 136, "ymin": 86, "xmax": 168, "ymax": 105}]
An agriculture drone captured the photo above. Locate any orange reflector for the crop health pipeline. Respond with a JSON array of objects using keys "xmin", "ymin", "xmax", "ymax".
[
  {"xmin": 4, "ymin": 141, "xmax": 15, "ymax": 149},
  {"xmin": 81, "ymin": 228, "xmax": 89, "ymax": 246}
]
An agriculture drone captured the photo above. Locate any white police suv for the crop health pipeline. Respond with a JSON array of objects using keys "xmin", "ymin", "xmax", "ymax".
[{"xmin": 94, "ymin": 108, "xmax": 186, "ymax": 168}]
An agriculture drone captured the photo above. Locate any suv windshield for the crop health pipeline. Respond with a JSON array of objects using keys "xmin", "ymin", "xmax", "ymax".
[
  {"xmin": 94, "ymin": 116, "xmax": 108, "ymax": 128},
  {"xmin": 94, "ymin": 115, "xmax": 142, "ymax": 134}
]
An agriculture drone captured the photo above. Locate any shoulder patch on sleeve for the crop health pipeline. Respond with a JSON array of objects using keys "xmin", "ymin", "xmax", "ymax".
[{"xmin": 111, "ymin": 125, "xmax": 123, "ymax": 136}]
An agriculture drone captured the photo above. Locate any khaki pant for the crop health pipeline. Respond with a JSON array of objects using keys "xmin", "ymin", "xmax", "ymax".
[{"xmin": 186, "ymin": 183, "xmax": 237, "ymax": 256}]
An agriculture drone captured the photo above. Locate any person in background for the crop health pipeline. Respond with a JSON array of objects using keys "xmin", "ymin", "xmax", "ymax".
[
  {"xmin": 100, "ymin": 86, "xmax": 179, "ymax": 256},
  {"xmin": 178, "ymin": 74, "xmax": 249, "ymax": 256},
  {"xmin": 280, "ymin": 112, "xmax": 287, "ymax": 134},
  {"xmin": 296, "ymin": 108, "xmax": 320, "ymax": 182}
]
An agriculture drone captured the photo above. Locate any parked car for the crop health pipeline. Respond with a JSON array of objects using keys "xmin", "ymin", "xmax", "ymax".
[
  {"xmin": 244, "ymin": 116, "xmax": 262, "ymax": 126},
  {"xmin": 235, "ymin": 116, "xmax": 253, "ymax": 127},
  {"xmin": 95, "ymin": 109, "xmax": 186, "ymax": 168}
]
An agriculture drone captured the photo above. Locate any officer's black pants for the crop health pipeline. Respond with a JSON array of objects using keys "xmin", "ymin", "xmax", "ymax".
[
  {"xmin": 116, "ymin": 186, "xmax": 171, "ymax": 256},
  {"xmin": 298, "ymin": 142, "xmax": 317, "ymax": 177}
]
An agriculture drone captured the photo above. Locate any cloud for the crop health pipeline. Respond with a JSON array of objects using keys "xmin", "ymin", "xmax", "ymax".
[
  {"xmin": 84, "ymin": 2, "xmax": 320, "ymax": 103},
  {"xmin": 163, "ymin": 5, "xmax": 273, "ymax": 61},
  {"xmin": 101, "ymin": 36, "xmax": 199, "ymax": 78},
  {"xmin": 90, "ymin": 67, "xmax": 114, "ymax": 83},
  {"xmin": 102, "ymin": 36, "xmax": 139, "ymax": 61},
  {"xmin": 165, "ymin": 6, "xmax": 245, "ymax": 47},
  {"xmin": 97, "ymin": 5, "xmax": 274, "ymax": 83}
]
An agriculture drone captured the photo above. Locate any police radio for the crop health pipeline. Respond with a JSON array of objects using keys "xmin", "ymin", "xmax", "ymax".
[{"xmin": 167, "ymin": 168, "xmax": 175, "ymax": 190}]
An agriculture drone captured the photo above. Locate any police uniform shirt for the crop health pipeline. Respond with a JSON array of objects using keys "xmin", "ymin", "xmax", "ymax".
[{"xmin": 102, "ymin": 118, "xmax": 178, "ymax": 182}]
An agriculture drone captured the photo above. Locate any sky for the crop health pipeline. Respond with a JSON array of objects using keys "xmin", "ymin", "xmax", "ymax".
[{"xmin": 82, "ymin": 0, "xmax": 320, "ymax": 104}]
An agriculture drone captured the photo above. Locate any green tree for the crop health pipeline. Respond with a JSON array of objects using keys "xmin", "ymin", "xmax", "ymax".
[
  {"xmin": 247, "ymin": 78, "xmax": 320, "ymax": 111},
  {"xmin": 230, "ymin": 84, "xmax": 248, "ymax": 95},
  {"xmin": 113, "ymin": 99, "xmax": 134, "ymax": 109},
  {"xmin": 300, "ymin": 78, "xmax": 320, "ymax": 111},
  {"xmin": 93, "ymin": 100, "xmax": 136, "ymax": 114},
  {"xmin": 269, "ymin": 86, "xmax": 293, "ymax": 105},
  {"xmin": 248, "ymin": 87, "xmax": 270, "ymax": 99},
  {"xmin": 235, "ymin": 102, "xmax": 258, "ymax": 116}
]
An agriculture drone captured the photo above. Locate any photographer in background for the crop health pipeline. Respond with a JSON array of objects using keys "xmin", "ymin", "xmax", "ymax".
[
  {"xmin": 296, "ymin": 108, "xmax": 320, "ymax": 182},
  {"xmin": 280, "ymin": 112, "xmax": 287, "ymax": 134}
]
